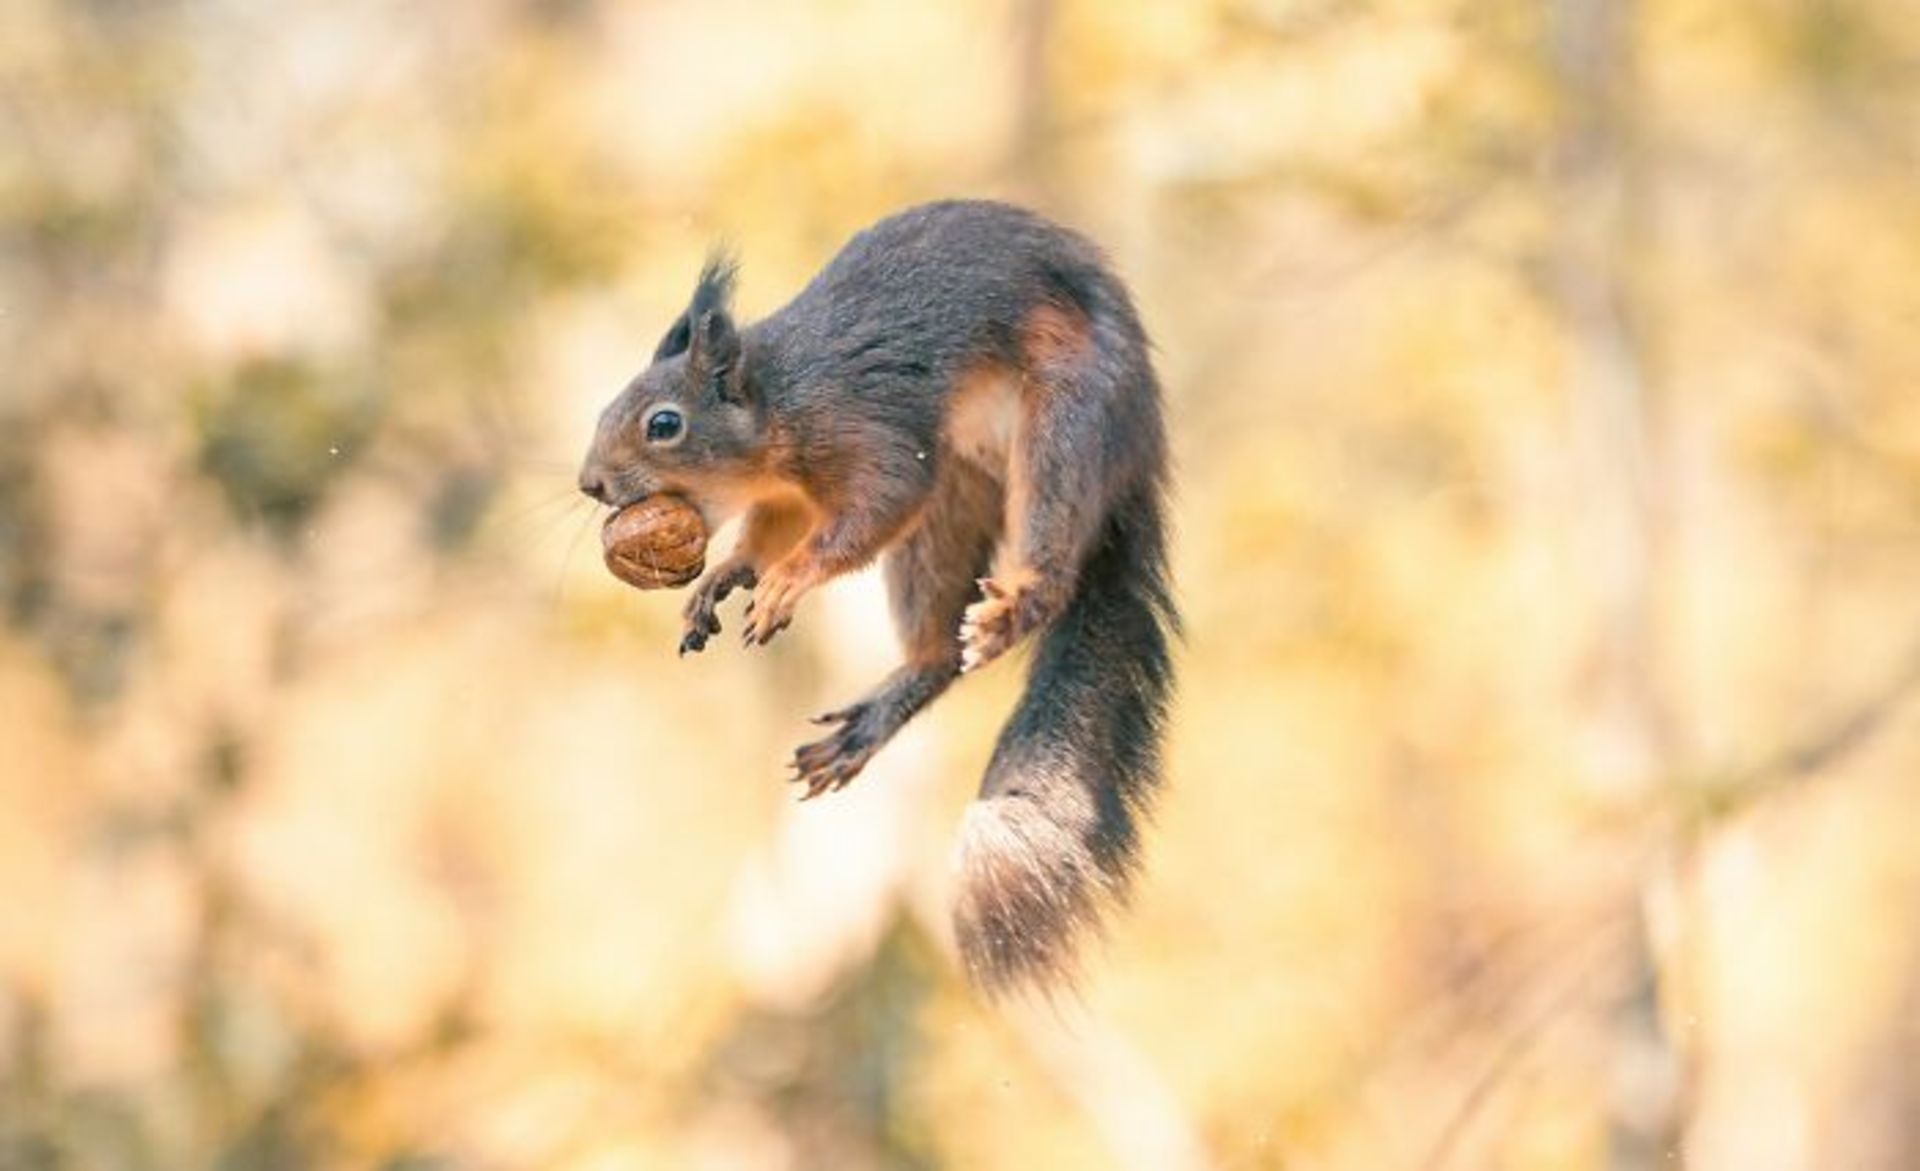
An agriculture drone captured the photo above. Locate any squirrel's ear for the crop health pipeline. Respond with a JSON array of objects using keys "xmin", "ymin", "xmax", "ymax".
[
  {"xmin": 689, "ymin": 308, "xmax": 748, "ymax": 404},
  {"xmin": 653, "ymin": 313, "xmax": 692, "ymax": 361}
]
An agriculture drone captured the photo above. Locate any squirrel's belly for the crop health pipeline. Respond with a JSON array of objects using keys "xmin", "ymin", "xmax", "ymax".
[{"xmin": 943, "ymin": 364, "xmax": 1020, "ymax": 476}]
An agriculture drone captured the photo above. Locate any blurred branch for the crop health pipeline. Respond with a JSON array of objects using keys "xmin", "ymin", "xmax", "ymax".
[
  {"xmin": 1001, "ymin": 998, "xmax": 1213, "ymax": 1171},
  {"xmin": 1422, "ymin": 913, "xmax": 1630, "ymax": 1171},
  {"xmin": 1684, "ymin": 624, "xmax": 1920, "ymax": 827},
  {"xmin": 1242, "ymin": 174, "xmax": 1503, "ymax": 306},
  {"xmin": 1549, "ymin": 2, "xmax": 1693, "ymax": 1168}
]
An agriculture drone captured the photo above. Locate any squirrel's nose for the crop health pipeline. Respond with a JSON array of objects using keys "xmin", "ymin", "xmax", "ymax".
[{"xmin": 579, "ymin": 468, "xmax": 612, "ymax": 504}]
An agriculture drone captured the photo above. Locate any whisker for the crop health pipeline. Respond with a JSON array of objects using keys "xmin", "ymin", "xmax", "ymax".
[
  {"xmin": 482, "ymin": 484, "xmax": 590, "ymax": 540},
  {"xmin": 506, "ymin": 458, "xmax": 585, "ymax": 474},
  {"xmin": 550, "ymin": 498, "xmax": 602, "ymax": 610}
]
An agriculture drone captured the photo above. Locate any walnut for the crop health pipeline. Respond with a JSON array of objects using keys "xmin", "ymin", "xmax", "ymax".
[{"xmin": 600, "ymin": 495, "xmax": 707, "ymax": 590}]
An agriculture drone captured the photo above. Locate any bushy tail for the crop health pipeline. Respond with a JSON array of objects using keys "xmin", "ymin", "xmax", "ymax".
[{"xmin": 952, "ymin": 490, "xmax": 1176, "ymax": 994}]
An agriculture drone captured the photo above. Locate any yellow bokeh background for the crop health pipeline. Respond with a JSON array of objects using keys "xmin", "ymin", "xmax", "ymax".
[{"xmin": 4, "ymin": 0, "xmax": 1919, "ymax": 1167}]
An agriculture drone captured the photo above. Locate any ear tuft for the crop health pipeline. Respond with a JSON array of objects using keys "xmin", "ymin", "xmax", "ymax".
[
  {"xmin": 683, "ymin": 247, "xmax": 749, "ymax": 402},
  {"xmin": 689, "ymin": 248, "xmax": 739, "ymax": 322},
  {"xmin": 651, "ymin": 249, "xmax": 738, "ymax": 364}
]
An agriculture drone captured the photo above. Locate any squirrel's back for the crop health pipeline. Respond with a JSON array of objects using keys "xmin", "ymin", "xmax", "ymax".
[{"xmin": 758, "ymin": 201, "xmax": 1150, "ymax": 416}]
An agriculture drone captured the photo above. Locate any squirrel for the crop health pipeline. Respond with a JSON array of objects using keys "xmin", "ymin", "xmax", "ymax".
[{"xmin": 577, "ymin": 200, "xmax": 1176, "ymax": 993}]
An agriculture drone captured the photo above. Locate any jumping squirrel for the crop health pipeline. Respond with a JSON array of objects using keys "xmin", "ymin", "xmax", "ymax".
[{"xmin": 578, "ymin": 200, "xmax": 1176, "ymax": 993}]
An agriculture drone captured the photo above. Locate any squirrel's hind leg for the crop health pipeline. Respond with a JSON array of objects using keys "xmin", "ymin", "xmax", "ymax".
[
  {"xmin": 960, "ymin": 302, "xmax": 1160, "ymax": 672},
  {"xmin": 788, "ymin": 663, "xmax": 954, "ymax": 800},
  {"xmin": 788, "ymin": 462, "xmax": 1001, "ymax": 799}
]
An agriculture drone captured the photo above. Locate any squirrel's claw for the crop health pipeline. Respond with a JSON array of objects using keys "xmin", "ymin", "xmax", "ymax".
[
  {"xmin": 960, "ymin": 572, "xmax": 1048, "ymax": 673},
  {"xmin": 959, "ymin": 591, "xmax": 1014, "ymax": 673},
  {"xmin": 740, "ymin": 610, "xmax": 792, "ymax": 646},
  {"xmin": 679, "ymin": 609, "xmax": 721, "ymax": 656},
  {"xmin": 788, "ymin": 703, "xmax": 880, "ymax": 799},
  {"xmin": 678, "ymin": 610, "xmax": 721, "ymax": 655},
  {"xmin": 741, "ymin": 559, "xmax": 812, "ymax": 646},
  {"xmin": 680, "ymin": 562, "xmax": 752, "ymax": 657}
]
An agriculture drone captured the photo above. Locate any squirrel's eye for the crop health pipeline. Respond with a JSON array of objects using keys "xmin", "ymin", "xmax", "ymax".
[{"xmin": 644, "ymin": 407, "xmax": 685, "ymax": 445}]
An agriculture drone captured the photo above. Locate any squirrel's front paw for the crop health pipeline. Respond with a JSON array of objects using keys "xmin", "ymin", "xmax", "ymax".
[
  {"xmin": 741, "ymin": 557, "xmax": 816, "ymax": 646},
  {"xmin": 680, "ymin": 563, "xmax": 756, "ymax": 656},
  {"xmin": 679, "ymin": 613, "xmax": 720, "ymax": 656}
]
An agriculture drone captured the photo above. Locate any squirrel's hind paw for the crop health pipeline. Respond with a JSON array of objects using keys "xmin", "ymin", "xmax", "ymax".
[
  {"xmin": 789, "ymin": 704, "xmax": 883, "ymax": 799},
  {"xmin": 959, "ymin": 574, "xmax": 1052, "ymax": 672}
]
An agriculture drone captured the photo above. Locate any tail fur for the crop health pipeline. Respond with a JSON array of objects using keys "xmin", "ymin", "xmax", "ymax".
[{"xmin": 952, "ymin": 487, "xmax": 1176, "ymax": 993}]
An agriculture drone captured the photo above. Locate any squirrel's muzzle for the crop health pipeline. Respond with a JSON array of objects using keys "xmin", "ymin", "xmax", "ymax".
[{"xmin": 578, "ymin": 467, "xmax": 613, "ymax": 504}]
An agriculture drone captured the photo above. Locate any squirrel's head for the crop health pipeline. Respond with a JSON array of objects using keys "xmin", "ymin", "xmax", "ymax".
[{"xmin": 578, "ymin": 251, "xmax": 768, "ymax": 513}]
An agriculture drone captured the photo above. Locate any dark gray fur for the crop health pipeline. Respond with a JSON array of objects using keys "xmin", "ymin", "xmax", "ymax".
[{"xmin": 580, "ymin": 200, "xmax": 1177, "ymax": 993}]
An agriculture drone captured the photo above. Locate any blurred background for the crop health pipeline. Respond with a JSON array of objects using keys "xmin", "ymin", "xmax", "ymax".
[{"xmin": 4, "ymin": 0, "xmax": 1920, "ymax": 1167}]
